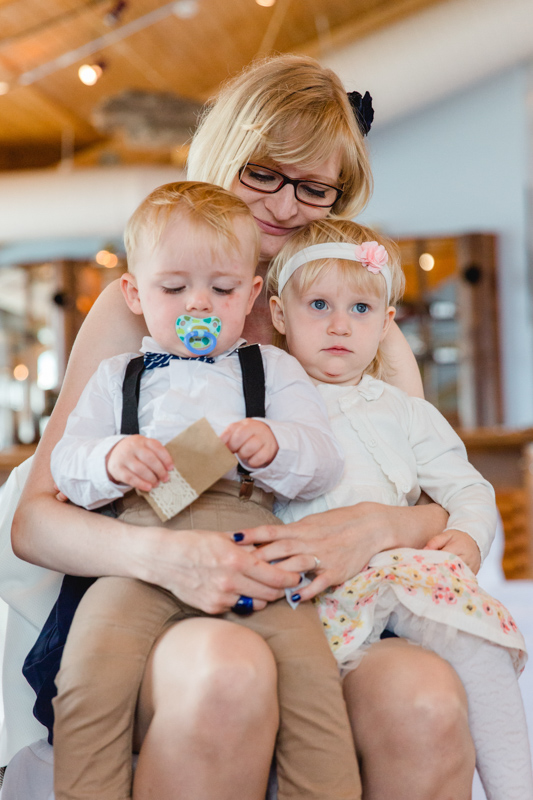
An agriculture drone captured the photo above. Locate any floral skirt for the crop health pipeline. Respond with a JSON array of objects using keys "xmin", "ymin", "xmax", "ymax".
[{"xmin": 315, "ymin": 548, "xmax": 527, "ymax": 676}]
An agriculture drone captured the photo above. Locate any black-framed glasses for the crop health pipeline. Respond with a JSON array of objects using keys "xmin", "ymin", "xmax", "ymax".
[{"xmin": 238, "ymin": 163, "xmax": 343, "ymax": 209}]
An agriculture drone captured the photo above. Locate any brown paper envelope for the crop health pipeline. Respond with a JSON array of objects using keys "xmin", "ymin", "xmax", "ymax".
[{"xmin": 137, "ymin": 418, "xmax": 238, "ymax": 522}]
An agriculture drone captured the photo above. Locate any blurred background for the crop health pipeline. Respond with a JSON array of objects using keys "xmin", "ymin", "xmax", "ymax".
[{"xmin": 0, "ymin": 1, "xmax": 533, "ymax": 794}]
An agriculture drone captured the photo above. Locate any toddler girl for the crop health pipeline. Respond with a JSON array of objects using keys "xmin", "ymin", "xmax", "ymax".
[
  {"xmin": 267, "ymin": 218, "xmax": 532, "ymax": 800},
  {"xmin": 25, "ymin": 184, "xmax": 360, "ymax": 800}
]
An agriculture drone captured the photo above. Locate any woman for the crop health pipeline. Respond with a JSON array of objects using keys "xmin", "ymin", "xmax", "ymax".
[{"xmin": 11, "ymin": 55, "xmax": 475, "ymax": 799}]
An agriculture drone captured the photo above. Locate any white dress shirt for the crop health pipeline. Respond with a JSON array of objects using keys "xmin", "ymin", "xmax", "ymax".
[
  {"xmin": 51, "ymin": 337, "xmax": 344, "ymax": 510},
  {"xmin": 279, "ymin": 375, "xmax": 497, "ymax": 563}
]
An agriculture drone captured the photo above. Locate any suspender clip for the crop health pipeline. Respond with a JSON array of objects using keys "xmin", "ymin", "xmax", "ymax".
[{"xmin": 239, "ymin": 474, "xmax": 255, "ymax": 500}]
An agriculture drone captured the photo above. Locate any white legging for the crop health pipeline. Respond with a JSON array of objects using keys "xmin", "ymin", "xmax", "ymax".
[{"xmin": 387, "ymin": 609, "xmax": 533, "ymax": 800}]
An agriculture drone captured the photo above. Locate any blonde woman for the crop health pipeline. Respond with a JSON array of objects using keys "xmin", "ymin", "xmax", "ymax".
[{"xmin": 11, "ymin": 56, "xmax": 473, "ymax": 800}]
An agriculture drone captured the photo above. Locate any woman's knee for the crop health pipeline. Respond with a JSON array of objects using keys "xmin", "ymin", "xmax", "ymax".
[{"xmin": 344, "ymin": 640, "xmax": 472, "ymax": 758}]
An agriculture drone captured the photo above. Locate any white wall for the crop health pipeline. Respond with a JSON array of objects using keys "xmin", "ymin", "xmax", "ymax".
[{"xmin": 359, "ymin": 66, "xmax": 532, "ymax": 427}]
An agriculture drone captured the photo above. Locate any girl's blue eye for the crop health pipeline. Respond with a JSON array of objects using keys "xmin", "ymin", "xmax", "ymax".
[
  {"xmin": 311, "ymin": 299, "xmax": 327, "ymax": 310},
  {"xmin": 353, "ymin": 302, "xmax": 369, "ymax": 314}
]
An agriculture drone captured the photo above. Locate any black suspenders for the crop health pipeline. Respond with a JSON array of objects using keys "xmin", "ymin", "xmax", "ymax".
[
  {"xmin": 121, "ymin": 356, "xmax": 146, "ymax": 436},
  {"xmin": 120, "ymin": 344, "xmax": 266, "ymax": 496},
  {"xmin": 236, "ymin": 345, "xmax": 266, "ymax": 497}
]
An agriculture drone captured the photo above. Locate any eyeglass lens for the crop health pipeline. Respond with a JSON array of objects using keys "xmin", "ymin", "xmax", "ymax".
[{"xmin": 239, "ymin": 164, "xmax": 340, "ymax": 208}]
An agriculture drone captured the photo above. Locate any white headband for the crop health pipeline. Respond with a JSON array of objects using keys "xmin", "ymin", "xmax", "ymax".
[{"xmin": 277, "ymin": 241, "xmax": 392, "ymax": 303}]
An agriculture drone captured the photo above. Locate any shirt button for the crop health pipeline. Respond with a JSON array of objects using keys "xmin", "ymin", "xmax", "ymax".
[{"xmin": 368, "ymin": 439, "xmax": 377, "ymax": 447}]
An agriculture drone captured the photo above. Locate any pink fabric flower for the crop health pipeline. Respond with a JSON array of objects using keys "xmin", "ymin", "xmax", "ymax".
[{"xmin": 353, "ymin": 241, "xmax": 389, "ymax": 274}]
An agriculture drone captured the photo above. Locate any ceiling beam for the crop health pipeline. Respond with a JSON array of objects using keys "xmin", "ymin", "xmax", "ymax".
[{"xmin": 0, "ymin": 0, "xmax": 109, "ymax": 49}]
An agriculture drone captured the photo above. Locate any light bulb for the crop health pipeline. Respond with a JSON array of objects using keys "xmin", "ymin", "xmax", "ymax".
[
  {"xmin": 13, "ymin": 364, "xmax": 29, "ymax": 381},
  {"xmin": 419, "ymin": 253, "xmax": 435, "ymax": 272},
  {"xmin": 78, "ymin": 64, "xmax": 103, "ymax": 86},
  {"xmin": 173, "ymin": 0, "xmax": 199, "ymax": 18},
  {"xmin": 95, "ymin": 250, "xmax": 118, "ymax": 267}
]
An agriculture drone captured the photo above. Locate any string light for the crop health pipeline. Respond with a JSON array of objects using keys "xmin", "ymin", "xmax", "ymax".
[
  {"xmin": 256, "ymin": 0, "xmax": 276, "ymax": 5},
  {"xmin": 13, "ymin": 364, "xmax": 29, "ymax": 381},
  {"xmin": 173, "ymin": 0, "xmax": 199, "ymax": 18},
  {"xmin": 95, "ymin": 250, "xmax": 118, "ymax": 268},
  {"xmin": 78, "ymin": 63, "xmax": 104, "ymax": 86},
  {"xmin": 0, "ymin": 82, "xmax": 9, "ymax": 95},
  {"xmin": 419, "ymin": 253, "xmax": 435, "ymax": 272}
]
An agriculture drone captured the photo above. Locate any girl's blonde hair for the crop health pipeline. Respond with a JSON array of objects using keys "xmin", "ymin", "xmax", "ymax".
[
  {"xmin": 124, "ymin": 181, "xmax": 261, "ymax": 270},
  {"xmin": 187, "ymin": 55, "xmax": 373, "ymax": 220},
  {"xmin": 268, "ymin": 219, "xmax": 405, "ymax": 380}
]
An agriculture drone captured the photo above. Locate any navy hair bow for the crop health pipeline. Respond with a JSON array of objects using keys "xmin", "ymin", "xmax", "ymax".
[{"xmin": 347, "ymin": 90, "xmax": 374, "ymax": 136}]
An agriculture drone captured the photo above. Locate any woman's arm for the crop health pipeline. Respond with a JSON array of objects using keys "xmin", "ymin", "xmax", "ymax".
[
  {"xmin": 12, "ymin": 281, "xmax": 299, "ymax": 610},
  {"xmin": 240, "ymin": 501, "xmax": 449, "ymax": 601},
  {"xmin": 381, "ymin": 321, "xmax": 424, "ymax": 398},
  {"xmin": 13, "ymin": 279, "xmax": 147, "ymax": 566}
]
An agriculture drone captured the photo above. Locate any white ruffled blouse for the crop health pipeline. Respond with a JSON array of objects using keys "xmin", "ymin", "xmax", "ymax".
[{"xmin": 278, "ymin": 375, "xmax": 497, "ymax": 563}]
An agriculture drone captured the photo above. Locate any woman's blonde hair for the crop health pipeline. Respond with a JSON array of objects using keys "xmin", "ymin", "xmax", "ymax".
[
  {"xmin": 187, "ymin": 55, "xmax": 373, "ymax": 220},
  {"xmin": 267, "ymin": 219, "xmax": 405, "ymax": 379},
  {"xmin": 124, "ymin": 181, "xmax": 261, "ymax": 270}
]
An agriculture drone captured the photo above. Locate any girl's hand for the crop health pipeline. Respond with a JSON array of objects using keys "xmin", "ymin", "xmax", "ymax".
[
  {"xmin": 106, "ymin": 435, "xmax": 174, "ymax": 492},
  {"xmin": 424, "ymin": 529, "xmax": 481, "ymax": 573},
  {"xmin": 137, "ymin": 528, "xmax": 300, "ymax": 614},
  {"xmin": 220, "ymin": 419, "xmax": 279, "ymax": 468}
]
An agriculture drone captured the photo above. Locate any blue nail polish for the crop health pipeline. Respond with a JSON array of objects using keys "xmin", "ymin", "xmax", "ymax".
[
  {"xmin": 233, "ymin": 532, "xmax": 244, "ymax": 542},
  {"xmin": 298, "ymin": 575, "xmax": 303, "ymax": 584},
  {"xmin": 291, "ymin": 593, "xmax": 301, "ymax": 602}
]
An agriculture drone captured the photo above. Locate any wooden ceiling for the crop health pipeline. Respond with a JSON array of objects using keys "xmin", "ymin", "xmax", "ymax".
[{"xmin": 0, "ymin": 0, "xmax": 445, "ymax": 171}]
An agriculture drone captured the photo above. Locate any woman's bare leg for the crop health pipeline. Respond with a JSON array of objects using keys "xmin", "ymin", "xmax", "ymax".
[
  {"xmin": 343, "ymin": 638, "xmax": 475, "ymax": 800},
  {"xmin": 133, "ymin": 617, "xmax": 279, "ymax": 800}
]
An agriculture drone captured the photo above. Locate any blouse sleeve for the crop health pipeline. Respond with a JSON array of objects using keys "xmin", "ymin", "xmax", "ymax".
[
  {"xmin": 50, "ymin": 355, "xmax": 133, "ymax": 510},
  {"xmin": 246, "ymin": 347, "xmax": 344, "ymax": 501},
  {"xmin": 407, "ymin": 396, "xmax": 497, "ymax": 563}
]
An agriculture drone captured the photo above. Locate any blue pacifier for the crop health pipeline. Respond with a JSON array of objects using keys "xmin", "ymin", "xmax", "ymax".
[{"xmin": 176, "ymin": 315, "xmax": 222, "ymax": 355}]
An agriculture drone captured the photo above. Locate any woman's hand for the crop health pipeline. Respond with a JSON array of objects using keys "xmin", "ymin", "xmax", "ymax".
[
  {"xmin": 136, "ymin": 527, "xmax": 301, "ymax": 614},
  {"xmin": 239, "ymin": 501, "xmax": 450, "ymax": 601},
  {"xmin": 238, "ymin": 503, "xmax": 391, "ymax": 601}
]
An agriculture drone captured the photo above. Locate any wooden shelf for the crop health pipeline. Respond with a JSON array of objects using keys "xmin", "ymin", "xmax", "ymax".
[
  {"xmin": 456, "ymin": 428, "xmax": 533, "ymax": 580},
  {"xmin": 0, "ymin": 445, "xmax": 36, "ymax": 486}
]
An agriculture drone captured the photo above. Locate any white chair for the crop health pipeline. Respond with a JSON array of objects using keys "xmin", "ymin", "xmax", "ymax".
[{"xmin": 0, "ymin": 741, "xmax": 278, "ymax": 799}]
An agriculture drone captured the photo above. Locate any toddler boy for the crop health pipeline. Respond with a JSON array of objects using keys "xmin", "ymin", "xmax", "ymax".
[{"xmin": 31, "ymin": 182, "xmax": 360, "ymax": 800}]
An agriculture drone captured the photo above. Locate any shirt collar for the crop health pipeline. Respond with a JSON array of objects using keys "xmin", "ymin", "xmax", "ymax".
[
  {"xmin": 140, "ymin": 336, "xmax": 247, "ymax": 362},
  {"xmin": 356, "ymin": 374, "xmax": 385, "ymax": 401}
]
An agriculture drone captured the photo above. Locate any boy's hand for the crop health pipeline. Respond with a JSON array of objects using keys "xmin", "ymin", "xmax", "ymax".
[
  {"xmin": 424, "ymin": 529, "xmax": 481, "ymax": 574},
  {"xmin": 220, "ymin": 419, "xmax": 279, "ymax": 469},
  {"xmin": 106, "ymin": 435, "xmax": 174, "ymax": 492},
  {"xmin": 53, "ymin": 484, "xmax": 69, "ymax": 503}
]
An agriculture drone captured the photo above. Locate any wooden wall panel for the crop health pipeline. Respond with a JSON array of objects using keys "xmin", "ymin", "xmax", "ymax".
[{"xmin": 0, "ymin": 0, "xmax": 447, "ymax": 169}]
